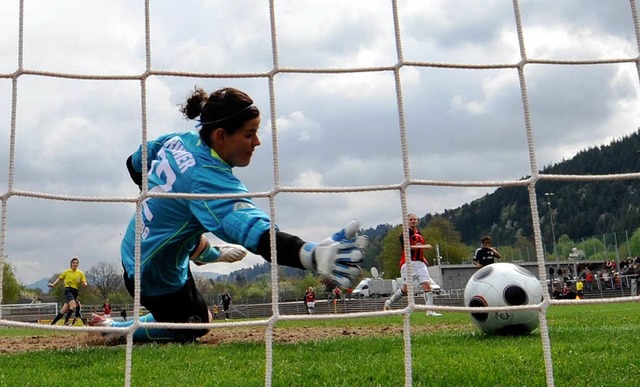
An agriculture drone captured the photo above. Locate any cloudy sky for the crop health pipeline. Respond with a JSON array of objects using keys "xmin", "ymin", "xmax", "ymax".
[{"xmin": 1, "ymin": 0, "xmax": 638, "ymax": 285}]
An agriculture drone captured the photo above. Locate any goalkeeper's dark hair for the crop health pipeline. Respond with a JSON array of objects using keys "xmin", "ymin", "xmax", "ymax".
[{"xmin": 180, "ymin": 86, "xmax": 260, "ymax": 147}]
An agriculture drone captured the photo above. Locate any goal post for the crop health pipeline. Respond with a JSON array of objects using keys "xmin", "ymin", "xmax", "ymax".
[{"xmin": 0, "ymin": 303, "xmax": 58, "ymax": 323}]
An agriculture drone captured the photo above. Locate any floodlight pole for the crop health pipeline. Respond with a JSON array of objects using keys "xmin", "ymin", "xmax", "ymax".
[{"xmin": 545, "ymin": 192, "xmax": 558, "ymax": 269}]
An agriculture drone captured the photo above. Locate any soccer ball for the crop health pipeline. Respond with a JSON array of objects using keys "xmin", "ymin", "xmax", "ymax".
[{"xmin": 464, "ymin": 262, "xmax": 543, "ymax": 335}]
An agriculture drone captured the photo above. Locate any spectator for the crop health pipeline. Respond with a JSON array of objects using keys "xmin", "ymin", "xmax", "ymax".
[
  {"xmin": 212, "ymin": 304, "xmax": 219, "ymax": 320},
  {"xmin": 613, "ymin": 273, "xmax": 621, "ymax": 290},
  {"xmin": 561, "ymin": 284, "xmax": 576, "ymax": 300},
  {"xmin": 222, "ymin": 289, "xmax": 232, "ymax": 320},
  {"xmin": 585, "ymin": 269, "xmax": 594, "ymax": 291},
  {"xmin": 601, "ymin": 271, "xmax": 610, "ymax": 289},
  {"xmin": 304, "ymin": 287, "xmax": 316, "ymax": 314},
  {"xmin": 103, "ymin": 299, "xmax": 112, "ymax": 318},
  {"xmin": 552, "ymin": 285, "xmax": 562, "ymax": 299},
  {"xmin": 576, "ymin": 280, "xmax": 584, "ymax": 299},
  {"xmin": 333, "ymin": 286, "xmax": 342, "ymax": 303},
  {"xmin": 620, "ymin": 259, "xmax": 630, "ymax": 272}
]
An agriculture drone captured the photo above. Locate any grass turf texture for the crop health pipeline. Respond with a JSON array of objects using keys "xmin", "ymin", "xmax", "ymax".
[{"xmin": 0, "ymin": 302, "xmax": 638, "ymax": 386}]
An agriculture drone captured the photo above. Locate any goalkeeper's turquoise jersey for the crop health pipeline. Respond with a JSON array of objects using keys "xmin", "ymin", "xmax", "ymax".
[{"xmin": 122, "ymin": 131, "xmax": 272, "ymax": 296}]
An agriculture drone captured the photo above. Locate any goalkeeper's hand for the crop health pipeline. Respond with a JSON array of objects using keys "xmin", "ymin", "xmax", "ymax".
[
  {"xmin": 300, "ymin": 220, "xmax": 368, "ymax": 288},
  {"xmin": 190, "ymin": 236, "xmax": 248, "ymax": 266},
  {"xmin": 215, "ymin": 244, "xmax": 249, "ymax": 263}
]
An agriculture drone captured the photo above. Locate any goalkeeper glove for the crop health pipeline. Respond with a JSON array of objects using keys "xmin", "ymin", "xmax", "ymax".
[
  {"xmin": 190, "ymin": 242, "xmax": 248, "ymax": 266},
  {"xmin": 299, "ymin": 220, "xmax": 368, "ymax": 288},
  {"xmin": 216, "ymin": 244, "xmax": 249, "ymax": 263}
]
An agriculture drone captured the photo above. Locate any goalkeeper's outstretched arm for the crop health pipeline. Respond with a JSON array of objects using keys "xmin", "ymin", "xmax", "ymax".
[{"xmin": 255, "ymin": 220, "xmax": 367, "ymax": 288}]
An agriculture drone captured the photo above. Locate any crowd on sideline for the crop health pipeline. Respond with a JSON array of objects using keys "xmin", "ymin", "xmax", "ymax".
[{"xmin": 551, "ymin": 257, "xmax": 640, "ymax": 299}]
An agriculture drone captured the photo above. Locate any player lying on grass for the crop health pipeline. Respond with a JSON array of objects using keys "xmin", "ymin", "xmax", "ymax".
[{"xmin": 90, "ymin": 86, "xmax": 367, "ymax": 342}]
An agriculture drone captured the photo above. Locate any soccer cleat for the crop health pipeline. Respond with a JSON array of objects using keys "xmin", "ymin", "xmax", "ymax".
[
  {"xmin": 427, "ymin": 311, "xmax": 442, "ymax": 317},
  {"xmin": 383, "ymin": 300, "xmax": 391, "ymax": 311},
  {"xmin": 89, "ymin": 313, "xmax": 112, "ymax": 327}
]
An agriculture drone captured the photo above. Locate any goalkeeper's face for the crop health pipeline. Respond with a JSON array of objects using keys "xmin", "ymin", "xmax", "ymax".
[{"xmin": 216, "ymin": 116, "xmax": 262, "ymax": 167}]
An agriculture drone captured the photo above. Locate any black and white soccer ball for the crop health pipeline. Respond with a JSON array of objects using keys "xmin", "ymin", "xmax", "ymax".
[{"xmin": 464, "ymin": 262, "xmax": 543, "ymax": 335}]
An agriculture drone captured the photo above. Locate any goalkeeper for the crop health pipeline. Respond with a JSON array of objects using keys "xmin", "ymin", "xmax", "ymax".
[{"xmin": 90, "ymin": 87, "xmax": 367, "ymax": 342}]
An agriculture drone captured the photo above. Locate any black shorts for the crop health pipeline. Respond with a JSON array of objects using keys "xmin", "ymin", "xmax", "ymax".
[
  {"xmin": 63, "ymin": 287, "xmax": 79, "ymax": 303},
  {"xmin": 123, "ymin": 268, "xmax": 209, "ymax": 340}
]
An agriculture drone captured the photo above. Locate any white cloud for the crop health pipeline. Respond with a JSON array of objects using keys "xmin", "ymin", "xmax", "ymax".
[
  {"xmin": 524, "ymin": 25, "xmax": 637, "ymax": 59},
  {"xmin": 293, "ymin": 170, "xmax": 324, "ymax": 187},
  {"xmin": 450, "ymin": 95, "xmax": 485, "ymax": 115},
  {"xmin": 21, "ymin": 0, "xmax": 145, "ymax": 74},
  {"xmin": 274, "ymin": 111, "xmax": 322, "ymax": 142}
]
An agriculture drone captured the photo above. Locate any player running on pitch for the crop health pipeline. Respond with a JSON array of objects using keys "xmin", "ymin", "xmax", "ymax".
[
  {"xmin": 49, "ymin": 257, "xmax": 88, "ymax": 325},
  {"xmin": 383, "ymin": 213, "xmax": 441, "ymax": 316}
]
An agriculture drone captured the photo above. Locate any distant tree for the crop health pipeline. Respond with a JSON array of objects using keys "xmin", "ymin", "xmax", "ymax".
[
  {"xmin": 555, "ymin": 234, "xmax": 576, "ymax": 259},
  {"xmin": 28, "ymin": 287, "xmax": 45, "ymax": 300},
  {"xmin": 424, "ymin": 216, "xmax": 469, "ymax": 264},
  {"xmin": 590, "ymin": 250, "xmax": 617, "ymax": 262},
  {"xmin": 102, "ymin": 291, "xmax": 133, "ymax": 305},
  {"xmin": 194, "ymin": 275, "xmax": 216, "ymax": 295},
  {"xmin": 378, "ymin": 225, "xmax": 402, "ymax": 278},
  {"xmin": 444, "ymin": 130, "xmax": 640, "ymax": 245},
  {"xmin": 278, "ymin": 280, "xmax": 297, "ymax": 300},
  {"xmin": 497, "ymin": 245, "xmax": 516, "ymax": 262},
  {"xmin": 576, "ymin": 237, "xmax": 606, "ymax": 261},
  {"xmin": 242, "ymin": 279, "xmax": 270, "ymax": 301},
  {"xmin": 2, "ymin": 263, "xmax": 22, "ymax": 304},
  {"xmin": 85, "ymin": 262, "xmax": 124, "ymax": 300},
  {"xmin": 626, "ymin": 227, "xmax": 640, "ymax": 257},
  {"xmin": 299, "ymin": 273, "xmax": 322, "ymax": 295},
  {"xmin": 362, "ymin": 234, "xmax": 384, "ymax": 271},
  {"xmin": 512, "ymin": 235, "xmax": 536, "ymax": 261},
  {"xmin": 47, "ymin": 273, "xmax": 64, "ymax": 302},
  {"xmin": 234, "ymin": 273, "xmax": 247, "ymax": 286}
]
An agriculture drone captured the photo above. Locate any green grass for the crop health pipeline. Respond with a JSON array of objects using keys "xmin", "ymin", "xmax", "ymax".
[
  {"xmin": 1, "ymin": 302, "xmax": 639, "ymax": 386},
  {"xmin": 0, "ymin": 327, "xmax": 77, "ymax": 337}
]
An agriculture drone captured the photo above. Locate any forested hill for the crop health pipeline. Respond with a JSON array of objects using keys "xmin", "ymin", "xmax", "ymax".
[
  {"xmin": 229, "ymin": 129, "xmax": 640, "ymax": 279},
  {"xmin": 439, "ymin": 128, "xmax": 640, "ymax": 246}
]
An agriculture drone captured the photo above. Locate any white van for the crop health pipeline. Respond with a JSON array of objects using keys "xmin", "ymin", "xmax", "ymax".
[
  {"xmin": 351, "ymin": 278, "xmax": 372, "ymax": 298},
  {"xmin": 369, "ymin": 278, "xmax": 398, "ymax": 297},
  {"xmin": 396, "ymin": 278, "xmax": 442, "ymax": 294}
]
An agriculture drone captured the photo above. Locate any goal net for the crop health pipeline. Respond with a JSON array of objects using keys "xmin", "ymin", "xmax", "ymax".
[{"xmin": 1, "ymin": 1, "xmax": 639, "ymax": 386}]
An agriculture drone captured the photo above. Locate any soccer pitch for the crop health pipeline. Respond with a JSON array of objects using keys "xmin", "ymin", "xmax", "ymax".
[{"xmin": 0, "ymin": 302, "xmax": 638, "ymax": 386}]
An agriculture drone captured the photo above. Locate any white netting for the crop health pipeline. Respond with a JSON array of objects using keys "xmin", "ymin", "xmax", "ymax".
[{"xmin": 1, "ymin": 1, "xmax": 640, "ymax": 386}]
